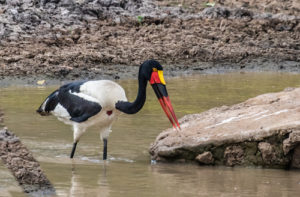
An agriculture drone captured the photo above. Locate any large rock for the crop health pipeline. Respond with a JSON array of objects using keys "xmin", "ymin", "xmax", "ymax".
[{"xmin": 149, "ymin": 87, "xmax": 300, "ymax": 169}]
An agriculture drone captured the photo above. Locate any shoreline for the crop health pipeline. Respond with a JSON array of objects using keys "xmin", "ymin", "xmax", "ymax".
[{"xmin": 1, "ymin": 59, "xmax": 300, "ymax": 86}]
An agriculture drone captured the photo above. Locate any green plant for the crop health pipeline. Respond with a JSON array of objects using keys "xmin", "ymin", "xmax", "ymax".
[
  {"xmin": 205, "ymin": 1, "xmax": 215, "ymax": 7},
  {"xmin": 137, "ymin": 16, "xmax": 144, "ymax": 24}
]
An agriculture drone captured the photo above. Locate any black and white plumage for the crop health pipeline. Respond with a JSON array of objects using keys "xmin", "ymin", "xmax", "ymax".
[{"xmin": 37, "ymin": 60, "xmax": 180, "ymax": 160}]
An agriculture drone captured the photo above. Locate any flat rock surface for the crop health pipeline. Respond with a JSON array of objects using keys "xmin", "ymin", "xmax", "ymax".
[{"xmin": 150, "ymin": 87, "xmax": 300, "ymax": 168}]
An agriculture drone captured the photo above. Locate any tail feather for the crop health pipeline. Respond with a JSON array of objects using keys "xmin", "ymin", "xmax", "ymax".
[{"xmin": 37, "ymin": 90, "xmax": 59, "ymax": 116}]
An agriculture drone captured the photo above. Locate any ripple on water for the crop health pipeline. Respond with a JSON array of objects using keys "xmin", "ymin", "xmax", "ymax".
[
  {"xmin": 37, "ymin": 155, "xmax": 135, "ymax": 165},
  {"xmin": 79, "ymin": 156, "xmax": 135, "ymax": 164}
]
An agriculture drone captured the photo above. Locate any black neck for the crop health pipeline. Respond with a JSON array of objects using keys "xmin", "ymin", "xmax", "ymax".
[{"xmin": 115, "ymin": 74, "xmax": 147, "ymax": 114}]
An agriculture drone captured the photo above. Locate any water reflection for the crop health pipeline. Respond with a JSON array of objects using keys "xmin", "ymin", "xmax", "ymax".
[
  {"xmin": 69, "ymin": 164, "xmax": 110, "ymax": 197},
  {"xmin": 150, "ymin": 164, "xmax": 300, "ymax": 197},
  {"xmin": 56, "ymin": 161, "xmax": 300, "ymax": 197}
]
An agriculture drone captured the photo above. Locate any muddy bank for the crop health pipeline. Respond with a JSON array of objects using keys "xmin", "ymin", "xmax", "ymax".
[
  {"xmin": 0, "ymin": 120, "xmax": 55, "ymax": 194},
  {"xmin": 149, "ymin": 87, "xmax": 300, "ymax": 169},
  {"xmin": 0, "ymin": 0, "xmax": 299, "ymax": 80}
]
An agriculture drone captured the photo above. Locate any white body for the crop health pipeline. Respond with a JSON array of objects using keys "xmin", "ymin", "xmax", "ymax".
[{"xmin": 51, "ymin": 80, "xmax": 128, "ymax": 142}]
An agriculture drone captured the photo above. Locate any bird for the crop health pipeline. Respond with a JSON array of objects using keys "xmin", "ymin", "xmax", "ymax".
[{"xmin": 36, "ymin": 60, "xmax": 180, "ymax": 160}]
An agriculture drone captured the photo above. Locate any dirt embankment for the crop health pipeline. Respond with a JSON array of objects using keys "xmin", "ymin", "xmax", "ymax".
[
  {"xmin": 0, "ymin": 0, "xmax": 299, "ymax": 81},
  {"xmin": 0, "ymin": 128, "xmax": 56, "ymax": 194}
]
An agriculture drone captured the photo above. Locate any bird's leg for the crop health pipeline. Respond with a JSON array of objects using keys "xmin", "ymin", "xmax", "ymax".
[
  {"xmin": 70, "ymin": 141, "xmax": 78, "ymax": 159},
  {"xmin": 103, "ymin": 138, "xmax": 108, "ymax": 160},
  {"xmin": 71, "ymin": 125, "xmax": 85, "ymax": 159}
]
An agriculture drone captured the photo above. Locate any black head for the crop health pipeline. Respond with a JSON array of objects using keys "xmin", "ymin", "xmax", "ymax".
[{"xmin": 139, "ymin": 60, "xmax": 163, "ymax": 81}]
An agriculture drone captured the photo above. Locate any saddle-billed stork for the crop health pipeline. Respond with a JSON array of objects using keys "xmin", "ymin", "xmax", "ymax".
[{"xmin": 37, "ymin": 60, "xmax": 180, "ymax": 160}]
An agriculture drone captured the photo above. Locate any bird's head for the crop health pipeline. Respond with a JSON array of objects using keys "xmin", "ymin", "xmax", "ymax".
[{"xmin": 140, "ymin": 60, "xmax": 181, "ymax": 130}]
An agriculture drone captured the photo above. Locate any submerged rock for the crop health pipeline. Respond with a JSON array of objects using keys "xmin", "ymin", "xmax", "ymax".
[{"xmin": 149, "ymin": 87, "xmax": 300, "ymax": 169}]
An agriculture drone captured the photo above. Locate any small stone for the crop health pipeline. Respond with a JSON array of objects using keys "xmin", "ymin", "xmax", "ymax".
[
  {"xmin": 283, "ymin": 130, "xmax": 300, "ymax": 155},
  {"xmin": 224, "ymin": 145, "xmax": 244, "ymax": 166},
  {"xmin": 258, "ymin": 142, "xmax": 276, "ymax": 164},
  {"xmin": 195, "ymin": 151, "xmax": 214, "ymax": 164},
  {"xmin": 291, "ymin": 145, "xmax": 300, "ymax": 168},
  {"xmin": 37, "ymin": 80, "xmax": 46, "ymax": 85},
  {"xmin": 59, "ymin": 0, "xmax": 75, "ymax": 7}
]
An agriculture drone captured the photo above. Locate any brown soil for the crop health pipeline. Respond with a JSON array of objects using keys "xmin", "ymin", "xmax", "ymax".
[{"xmin": 0, "ymin": 0, "xmax": 299, "ymax": 82}]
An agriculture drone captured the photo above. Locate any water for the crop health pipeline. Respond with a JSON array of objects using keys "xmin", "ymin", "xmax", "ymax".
[{"xmin": 1, "ymin": 72, "xmax": 300, "ymax": 196}]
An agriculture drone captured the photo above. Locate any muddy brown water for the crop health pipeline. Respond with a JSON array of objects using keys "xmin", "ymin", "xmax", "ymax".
[{"xmin": 1, "ymin": 72, "xmax": 300, "ymax": 196}]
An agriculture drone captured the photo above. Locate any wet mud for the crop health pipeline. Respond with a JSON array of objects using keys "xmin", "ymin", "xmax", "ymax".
[{"xmin": 0, "ymin": 0, "xmax": 299, "ymax": 82}]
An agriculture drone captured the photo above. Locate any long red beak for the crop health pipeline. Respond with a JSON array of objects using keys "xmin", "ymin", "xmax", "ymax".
[{"xmin": 152, "ymin": 84, "xmax": 181, "ymax": 130}]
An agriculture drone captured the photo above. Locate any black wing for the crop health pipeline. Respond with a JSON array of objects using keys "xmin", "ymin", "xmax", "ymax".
[
  {"xmin": 37, "ymin": 90, "xmax": 59, "ymax": 115},
  {"xmin": 58, "ymin": 81, "xmax": 102, "ymax": 123},
  {"xmin": 37, "ymin": 81, "xmax": 102, "ymax": 123}
]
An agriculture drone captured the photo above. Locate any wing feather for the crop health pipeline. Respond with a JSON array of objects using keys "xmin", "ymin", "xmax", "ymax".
[{"xmin": 57, "ymin": 81, "xmax": 102, "ymax": 123}]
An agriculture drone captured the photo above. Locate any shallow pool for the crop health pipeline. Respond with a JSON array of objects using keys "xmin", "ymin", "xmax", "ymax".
[{"xmin": 1, "ymin": 72, "xmax": 300, "ymax": 196}]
